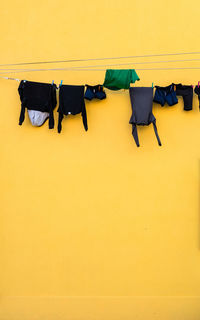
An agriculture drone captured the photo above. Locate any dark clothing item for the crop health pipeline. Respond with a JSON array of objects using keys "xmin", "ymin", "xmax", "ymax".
[
  {"xmin": 57, "ymin": 85, "xmax": 87, "ymax": 133},
  {"xmin": 103, "ymin": 69, "xmax": 140, "ymax": 90},
  {"xmin": 175, "ymin": 84, "xmax": 193, "ymax": 111},
  {"xmin": 18, "ymin": 80, "xmax": 57, "ymax": 129},
  {"xmin": 194, "ymin": 85, "xmax": 200, "ymax": 109},
  {"xmin": 84, "ymin": 84, "xmax": 106, "ymax": 100},
  {"xmin": 153, "ymin": 84, "xmax": 178, "ymax": 107},
  {"xmin": 129, "ymin": 87, "xmax": 161, "ymax": 147}
]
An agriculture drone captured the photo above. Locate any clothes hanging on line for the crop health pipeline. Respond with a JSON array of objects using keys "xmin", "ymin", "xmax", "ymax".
[
  {"xmin": 153, "ymin": 83, "xmax": 194, "ymax": 111},
  {"xmin": 27, "ymin": 110, "xmax": 49, "ymax": 126},
  {"xmin": 18, "ymin": 80, "xmax": 57, "ymax": 128},
  {"xmin": 153, "ymin": 84, "xmax": 178, "ymax": 107},
  {"xmin": 174, "ymin": 84, "xmax": 193, "ymax": 111},
  {"xmin": 12, "ymin": 73, "xmax": 200, "ymax": 148},
  {"xmin": 129, "ymin": 87, "xmax": 162, "ymax": 147},
  {"xmin": 84, "ymin": 84, "xmax": 106, "ymax": 100},
  {"xmin": 194, "ymin": 85, "xmax": 200, "ymax": 109},
  {"xmin": 57, "ymin": 84, "xmax": 87, "ymax": 133},
  {"xmin": 103, "ymin": 69, "xmax": 140, "ymax": 90}
]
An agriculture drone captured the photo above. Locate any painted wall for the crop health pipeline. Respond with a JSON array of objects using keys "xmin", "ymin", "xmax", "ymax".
[{"xmin": 1, "ymin": 0, "xmax": 200, "ymax": 319}]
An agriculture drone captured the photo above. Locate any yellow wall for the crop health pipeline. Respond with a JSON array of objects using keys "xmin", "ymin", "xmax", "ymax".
[{"xmin": 1, "ymin": 0, "xmax": 200, "ymax": 319}]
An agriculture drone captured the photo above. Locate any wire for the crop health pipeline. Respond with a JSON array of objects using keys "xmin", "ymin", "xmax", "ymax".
[
  {"xmin": 0, "ymin": 76, "xmax": 20, "ymax": 81},
  {"xmin": 0, "ymin": 68, "xmax": 101, "ymax": 74},
  {"xmin": 1, "ymin": 66, "xmax": 200, "ymax": 84},
  {"xmin": 2, "ymin": 57, "xmax": 200, "ymax": 72},
  {"xmin": 61, "ymin": 58, "xmax": 200, "ymax": 69},
  {"xmin": 1, "ymin": 66, "xmax": 200, "ymax": 75},
  {"xmin": 1, "ymin": 51, "xmax": 200, "ymax": 67},
  {"xmin": 1, "ymin": 57, "xmax": 200, "ymax": 74}
]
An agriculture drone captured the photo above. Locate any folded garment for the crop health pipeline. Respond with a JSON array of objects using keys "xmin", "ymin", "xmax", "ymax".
[
  {"xmin": 103, "ymin": 69, "xmax": 140, "ymax": 90},
  {"xmin": 129, "ymin": 87, "xmax": 161, "ymax": 147},
  {"xmin": 18, "ymin": 80, "xmax": 57, "ymax": 128},
  {"xmin": 57, "ymin": 84, "xmax": 87, "ymax": 133}
]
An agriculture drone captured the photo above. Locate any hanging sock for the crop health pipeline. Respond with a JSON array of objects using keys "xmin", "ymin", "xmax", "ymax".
[
  {"xmin": 129, "ymin": 87, "xmax": 162, "ymax": 147},
  {"xmin": 57, "ymin": 84, "xmax": 87, "ymax": 133}
]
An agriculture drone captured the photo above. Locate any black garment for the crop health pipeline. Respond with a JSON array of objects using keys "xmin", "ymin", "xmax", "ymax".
[
  {"xmin": 84, "ymin": 84, "xmax": 106, "ymax": 100},
  {"xmin": 153, "ymin": 84, "xmax": 178, "ymax": 106},
  {"xmin": 194, "ymin": 85, "xmax": 200, "ymax": 109},
  {"xmin": 18, "ymin": 80, "xmax": 57, "ymax": 129},
  {"xmin": 174, "ymin": 83, "xmax": 193, "ymax": 111},
  {"xmin": 57, "ymin": 85, "xmax": 87, "ymax": 133},
  {"xmin": 129, "ymin": 87, "xmax": 161, "ymax": 147}
]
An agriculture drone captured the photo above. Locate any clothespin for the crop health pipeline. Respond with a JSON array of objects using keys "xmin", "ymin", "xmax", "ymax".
[
  {"xmin": 52, "ymin": 80, "xmax": 54, "ymax": 85},
  {"xmin": 198, "ymin": 81, "xmax": 199, "ymax": 88},
  {"xmin": 59, "ymin": 80, "xmax": 63, "ymax": 88},
  {"xmin": 152, "ymin": 82, "xmax": 154, "ymax": 89}
]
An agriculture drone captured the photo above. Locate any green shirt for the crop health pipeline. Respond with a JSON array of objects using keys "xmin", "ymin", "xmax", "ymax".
[{"xmin": 103, "ymin": 69, "xmax": 140, "ymax": 90}]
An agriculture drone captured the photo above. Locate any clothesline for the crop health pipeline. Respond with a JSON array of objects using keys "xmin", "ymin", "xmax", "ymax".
[
  {"xmin": 1, "ymin": 67, "xmax": 200, "ymax": 79},
  {"xmin": 1, "ymin": 50, "xmax": 200, "ymax": 67},
  {"xmin": 2, "ymin": 57, "xmax": 200, "ymax": 73}
]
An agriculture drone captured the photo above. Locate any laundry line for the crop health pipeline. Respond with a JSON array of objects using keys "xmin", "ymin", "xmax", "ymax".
[
  {"xmin": 2, "ymin": 66, "xmax": 200, "ymax": 76},
  {"xmin": 1, "ymin": 66, "xmax": 200, "ymax": 84},
  {"xmin": 2, "ymin": 57, "xmax": 200, "ymax": 72},
  {"xmin": 1, "ymin": 50, "xmax": 200, "ymax": 67}
]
